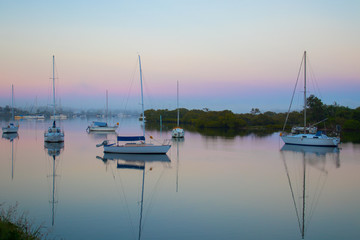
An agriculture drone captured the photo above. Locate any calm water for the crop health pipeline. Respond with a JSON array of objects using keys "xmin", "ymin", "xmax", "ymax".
[{"xmin": 1, "ymin": 118, "xmax": 360, "ymax": 240}]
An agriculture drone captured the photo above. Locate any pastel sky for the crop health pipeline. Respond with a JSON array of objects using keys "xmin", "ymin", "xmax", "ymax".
[{"xmin": 1, "ymin": 0, "xmax": 359, "ymax": 113}]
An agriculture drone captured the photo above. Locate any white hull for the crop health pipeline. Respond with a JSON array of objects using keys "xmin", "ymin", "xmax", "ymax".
[
  {"xmin": 104, "ymin": 144, "xmax": 171, "ymax": 154},
  {"xmin": 172, "ymin": 128, "xmax": 184, "ymax": 138},
  {"xmin": 281, "ymin": 134, "xmax": 340, "ymax": 147},
  {"xmin": 88, "ymin": 126, "xmax": 118, "ymax": 132},
  {"xmin": 2, "ymin": 126, "xmax": 18, "ymax": 133},
  {"xmin": 44, "ymin": 127, "xmax": 64, "ymax": 142}
]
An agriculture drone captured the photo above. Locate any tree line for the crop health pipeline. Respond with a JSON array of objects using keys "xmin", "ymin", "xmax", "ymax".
[{"xmin": 144, "ymin": 95, "xmax": 360, "ymax": 131}]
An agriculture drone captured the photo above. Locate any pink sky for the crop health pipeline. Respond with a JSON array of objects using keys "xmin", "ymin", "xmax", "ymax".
[{"xmin": 1, "ymin": 1, "xmax": 359, "ymax": 113}]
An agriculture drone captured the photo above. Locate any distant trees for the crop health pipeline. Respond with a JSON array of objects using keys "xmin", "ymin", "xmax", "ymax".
[
  {"xmin": 4, "ymin": 105, "xmax": 10, "ymax": 113},
  {"xmin": 250, "ymin": 108, "xmax": 261, "ymax": 115},
  {"xmin": 144, "ymin": 97, "xmax": 359, "ymax": 132},
  {"xmin": 306, "ymin": 95, "xmax": 325, "ymax": 123}
]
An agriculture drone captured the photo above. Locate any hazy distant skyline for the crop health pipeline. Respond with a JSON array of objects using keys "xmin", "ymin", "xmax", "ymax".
[{"xmin": 1, "ymin": 0, "xmax": 359, "ymax": 113}]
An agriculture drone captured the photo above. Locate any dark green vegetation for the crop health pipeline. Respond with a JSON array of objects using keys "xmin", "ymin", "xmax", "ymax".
[
  {"xmin": 145, "ymin": 95, "xmax": 360, "ymax": 141},
  {"xmin": 0, "ymin": 203, "xmax": 47, "ymax": 240}
]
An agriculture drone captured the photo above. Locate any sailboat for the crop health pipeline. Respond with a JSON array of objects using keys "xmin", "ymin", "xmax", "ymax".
[
  {"xmin": 97, "ymin": 55, "xmax": 171, "ymax": 154},
  {"xmin": 280, "ymin": 51, "xmax": 340, "ymax": 147},
  {"xmin": 44, "ymin": 55, "xmax": 64, "ymax": 143},
  {"xmin": 2, "ymin": 85, "xmax": 19, "ymax": 133},
  {"xmin": 87, "ymin": 90, "xmax": 119, "ymax": 132},
  {"xmin": 172, "ymin": 81, "xmax": 185, "ymax": 138}
]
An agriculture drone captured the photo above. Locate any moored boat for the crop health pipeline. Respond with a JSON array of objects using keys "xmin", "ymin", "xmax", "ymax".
[{"xmin": 280, "ymin": 51, "xmax": 340, "ymax": 147}]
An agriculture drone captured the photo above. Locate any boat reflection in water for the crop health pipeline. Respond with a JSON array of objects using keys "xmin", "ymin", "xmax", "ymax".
[
  {"xmin": 2, "ymin": 132, "xmax": 19, "ymax": 180},
  {"xmin": 87, "ymin": 131, "xmax": 117, "ymax": 141},
  {"xmin": 280, "ymin": 144, "xmax": 340, "ymax": 239},
  {"xmin": 44, "ymin": 141, "xmax": 64, "ymax": 226},
  {"xmin": 97, "ymin": 153, "xmax": 170, "ymax": 240},
  {"xmin": 2, "ymin": 132, "xmax": 18, "ymax": 141},
  {"xmin": 172, "ymin": 137, "xmax": 184, "ymax": 193}
]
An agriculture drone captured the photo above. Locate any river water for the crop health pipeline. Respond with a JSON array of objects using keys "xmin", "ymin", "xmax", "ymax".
[{"xmin": 1, "ymin": 118, "xmax": 359, "ymax": 239}]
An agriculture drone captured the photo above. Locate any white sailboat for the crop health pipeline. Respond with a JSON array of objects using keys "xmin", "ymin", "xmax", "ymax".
[
  {"xmin": 87, "ymin": 90, "xmax": 119, "ymax": 132},
  {"xmin": 2, "ymin": 85, "xmax": 19, "ymax": 134},
  {"xmin": 172, "ymin": 81, "xmax": 185, "ymax": 138},
  {"xmin": 97, "ymin": 55, "xmax": 171, "ymax": 154},
  {"xmin": 280, "ymin": 51, "xmax": 340, "ymax": 147},
  {"xmin": 44, "ymin": 55, "xmax": 64, "ymax": 143}
]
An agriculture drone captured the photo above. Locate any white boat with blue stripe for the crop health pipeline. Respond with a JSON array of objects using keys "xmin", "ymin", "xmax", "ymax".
[
  {"xmin": 97, "ymin": 55, "xmax": 171, "ymax": 154},
  {"xmin": 280, "ymin": 51, "xmax": 340, "ymax": 147},
  {"xmin": 87, "ymin": 121, "xmax": 118, "ymax": 132},
  {"xmin": 100, "ymin": 136, "xmax": 171, "ymax": 154}
]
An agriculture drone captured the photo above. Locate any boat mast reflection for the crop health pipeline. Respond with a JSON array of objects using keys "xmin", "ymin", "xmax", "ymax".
[
  {"xmin": 44, "ymin": 141, "xmax": 64, "ymax": 226},
  {"xmin": 2, "ymin": 132, "xmax": 19, "ymax": 180},
  {"xmin": 96, "ymin": 153, "xmax": 170, "ymax": 239},
  {"xmin": 280, "ymin": 145, "xmax": 340, "ymax": 239},
  {"xmin": 172, "ymin": 138, "xmax": 184, "ymax": 193}
]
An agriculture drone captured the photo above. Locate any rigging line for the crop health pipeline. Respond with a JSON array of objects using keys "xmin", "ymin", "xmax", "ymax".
[
  {"xmin": 306, "ymin": 168, "xmax": 328, "ymax": 232},
  {"xmin": 282, "ymin": 54, "xmax": 305, "ymax": 132},
  {"xmin": 142, "ymin": 166, "xmax": 167, "ymax": 230},
  {"xmin": 307, "ymin": 58, "xmax": 323, "ymax": 99},
  {"xmin": 53, "ymin": 59, "xmax": 61, "ymax": 112},
  {"xmin": 110, "ymin": 163, "xmax": 136, "ymax": 239},
  {"xmin": 118, "ymin": 57, "xmax": 139, "ymax": 131},
  {"xmin": 281, "ymin": 152, "xmax": 302, "ymax": 234},
  {"xmin": 141, "ymin": 72, "xmax": 155, "ymax": 110}
]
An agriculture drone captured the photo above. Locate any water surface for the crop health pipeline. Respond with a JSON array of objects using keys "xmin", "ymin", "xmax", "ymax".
[{"xmin": 1, "ymin": 118, "xmax": 359, "ymax": 239}]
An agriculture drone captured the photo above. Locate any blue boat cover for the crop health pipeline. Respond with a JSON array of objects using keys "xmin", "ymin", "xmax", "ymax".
[
  {"xmin": 94, "ymin": 121, "xmax": 107, "ymax": 127},
  {"xmin": 315, "ymin": 131, "xmax": 322, "ymax": 136},
  {"xmin": 117, "ymin": 136, "xmax": 145, "ymax": 141}
]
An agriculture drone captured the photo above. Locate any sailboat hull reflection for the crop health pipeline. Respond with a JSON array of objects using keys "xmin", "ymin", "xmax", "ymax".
[
  {"xmin": 281, "ymin": 144, "xmax": 339, "ymax": 155},
  {"xmin": 2, "ymin": 132, "xmax": 18, "ymax": 141},
  {"xmin": 102, "ymin": 153, "xmax": 170, "ymax": 163}
]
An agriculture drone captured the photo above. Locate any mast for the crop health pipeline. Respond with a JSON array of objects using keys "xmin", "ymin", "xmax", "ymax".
[
  {"xmin": 138, "ymin": 55, "xmax": 145, "ymax": 138},
  {"xmin": 303, "ymin": 51, "xmax": 307, "ymax": 133},
  {"xmin": 177, "ymin": 81, "xmax": 179, "ymax": 126},
  {"xmin": 11, "ymin": 84, "xmax": 14, "ymax": 121},
  {"xmin": 52, "ymin": 55, "xmax": 56, "ymax": 119}
]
